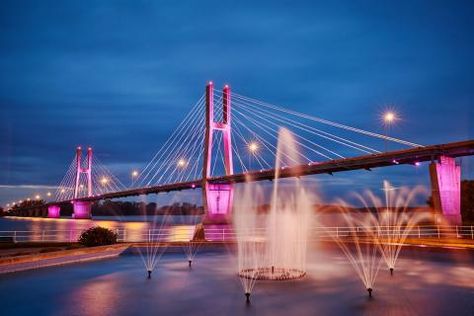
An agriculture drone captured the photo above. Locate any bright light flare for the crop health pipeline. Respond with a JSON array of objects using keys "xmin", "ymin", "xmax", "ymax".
[
  {"xmin": 35, "ymin": 195, "xmax": 41, "ymax": 200},
  {"xmin": 131, "ymin": 170, "xmax": 139, "ymax": 177},
  {"xmin": 100, "ymin": 177, "xmax": 109, "ymax": 185},
  {"xmin": 177, "ymin": 158, "xmax": 187, "ymax": 168},
  {"xmin": 248, "ymin": 141, "xmax": 259, "ymax": 153},
  {"xmin": 382, "ymin": 110, "xmax": 398, "ymax": 125}
]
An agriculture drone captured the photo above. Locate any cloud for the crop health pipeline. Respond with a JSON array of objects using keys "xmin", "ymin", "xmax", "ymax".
[
  {"xmin": 0, "ymin": 184, "xmax": 58, "ymax": 190},
  {"xmin": 0, "ymin": 1, "xmax": 473, "ymax": 205}
]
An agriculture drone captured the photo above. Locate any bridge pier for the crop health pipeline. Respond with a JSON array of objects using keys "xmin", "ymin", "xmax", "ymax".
[
  {"xmin": 204, "ymin": 183, "xmax": 233, "ymax": 222},
  {"xmin": 72, "ymin": 201, "xmax": 92, "ymax": 219},
  {"xmin": 429, "ymin": 156, "xmax": 462, "ymax": 225},
  {"xmin": 47, "ymin": 205, "xmax": 61, "ymax": 218}
]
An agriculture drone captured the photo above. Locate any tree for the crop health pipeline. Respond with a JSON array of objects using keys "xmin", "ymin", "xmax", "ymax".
[{"xmin": 461, "ymin": 180, "xmax": 474, "ymax": 223}]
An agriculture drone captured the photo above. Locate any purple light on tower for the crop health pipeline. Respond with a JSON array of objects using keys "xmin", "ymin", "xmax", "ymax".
[
  {"xmin": 47, "ymin": 205, "xmax": 61, "ymax": 218},
  {"xmin": 72, "ymin": 201, "xmax": 92, "ymax": 219},
  {"xmin": 72, "ymin": 147, "xmax": 93, "ymax": 219},
  {"xmin": 202, "ymin": 82, "xmax": 234, "ymax": 221},
  {"xmin": 429, "ymin": 156, "xmax": 461, "ymax": 225},
  {"xmin": 206, "ymin": 184, "xmax": 233, "ymax": 216}
]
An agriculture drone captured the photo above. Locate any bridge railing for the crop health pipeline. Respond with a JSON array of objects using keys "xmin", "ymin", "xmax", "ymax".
[{"xmin": 0, "ymin": 225, "xmax": 473, "ymax": 243}]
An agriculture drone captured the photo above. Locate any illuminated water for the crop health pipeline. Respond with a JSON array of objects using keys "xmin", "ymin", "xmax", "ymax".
[
  {"xmin": 0, "ymin": 215, "xmax": 203, "ymax": 242},
  {"xmin": 0, "ymin": 244, "xmax": 473, "ymax": 315},
  {"xmin": 234, "ymin": 129, "xmax": 314, "ymax": 292}
]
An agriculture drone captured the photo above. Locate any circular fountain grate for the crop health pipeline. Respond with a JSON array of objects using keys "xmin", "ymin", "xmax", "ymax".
[{"xmin": 239, "ymin": 267, "xmax": 306, "ymax": 281}]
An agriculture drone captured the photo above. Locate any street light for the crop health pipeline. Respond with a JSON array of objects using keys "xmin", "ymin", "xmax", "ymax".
[
  {"xmin": 47, "ymin": 192, "xmax": 52, "ymax": 197},
  {"xmin": 382, "ymin": 110, "xmax": 398, "ymax": 151},
  {"xmin": 247, "ymin": 141, "xmax": 259, "ymax": 170},
  {"xmin": 35, "ymin": 195, "xmax": 41, "ymax": 200},
  {"xmin": 383, "ymin": 111, "xmax": 396, "ymax": 124},
  {"xmin": 177, "ymin": 158, "xmax": 187, "ymax": 168},
  {"xmin": 248, "ymin": 141, "xmax": 259, "ymax": 154},
  {"xmin": 100, "ymin": 177, "xmax": 109, "ymax": 185},
  {"xmin": 130, "ymin": 170, "xmax": 139, "ymax": 187}
]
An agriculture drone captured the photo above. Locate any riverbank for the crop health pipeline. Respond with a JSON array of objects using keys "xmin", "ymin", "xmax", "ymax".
[{"xmin": 0, "ymin": 243, "xmax": 130, "ymax": 274}]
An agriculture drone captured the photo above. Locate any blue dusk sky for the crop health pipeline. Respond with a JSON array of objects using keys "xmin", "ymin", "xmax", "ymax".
[{"xmin": 0, "ymin": 1, "xmax": 473, "ymax": 206}]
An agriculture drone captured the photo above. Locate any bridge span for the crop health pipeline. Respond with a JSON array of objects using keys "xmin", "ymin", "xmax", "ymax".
[{"xmin": 9, "ymin": 83, "xmax": 474, "ymax": 224}]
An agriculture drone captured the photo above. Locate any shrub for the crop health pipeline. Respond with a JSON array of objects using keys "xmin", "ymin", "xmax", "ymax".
[{"xmin": 78, "ymin": 227, "xmax": 117, "ymax": 247}]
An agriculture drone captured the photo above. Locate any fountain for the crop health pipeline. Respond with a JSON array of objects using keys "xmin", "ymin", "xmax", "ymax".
[
  {"xmin": 354, "ymin": 181, "xmax": 430, "ymax": 275},
  {"xmin": 136, "ymin": 210, "xmax": 172, "ymax": 279},
  {"xmin": 234, "ymin": 128, "xmax": 314, "ymax": 298},
  {"xmin": 329, "ymin": 180, "xmax": 430, "ymax": 296},
  {"xmin": 329, "ymin": 198, "xmax": 384, "ymax": 297},
  {"xmin": 178, "ymin": 217, "xmax": 205, "ymax": 268}
]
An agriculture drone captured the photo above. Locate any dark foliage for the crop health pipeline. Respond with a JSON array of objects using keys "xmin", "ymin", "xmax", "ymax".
[
  {"xmin": 78, "ymin": 226, "xmax": 117, "ymax": 247},
  {"xmin": 461, "ymin": 180, "xmax": 474, "ymax": 223}
]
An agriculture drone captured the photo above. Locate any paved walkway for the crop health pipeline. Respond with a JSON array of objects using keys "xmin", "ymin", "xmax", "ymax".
[{"xmin": 0, "ymin": 244, "xmax": 130, "ymax": 274}]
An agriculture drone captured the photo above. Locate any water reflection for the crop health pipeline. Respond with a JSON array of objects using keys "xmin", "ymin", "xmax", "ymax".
[{"xmin": 0, "ymin": 216, "xmax": 202, "ymax": 242}]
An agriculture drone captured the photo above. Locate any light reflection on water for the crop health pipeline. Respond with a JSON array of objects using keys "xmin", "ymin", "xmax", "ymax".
[
  {"xmin": 0, "ymin": 215, "xmax": 203, "ymax": 242},
  {"xmin": 0, "ymin": 247, "xmax": 473, "ymax": 316}
]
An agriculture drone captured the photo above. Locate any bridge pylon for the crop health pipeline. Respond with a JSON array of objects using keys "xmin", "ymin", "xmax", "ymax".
[
  {"xmin": 72, "ymin": 146, "xmax": 93, "ymax": 219},
  {"xmin": 429, "ymin": 156, "xmax": 461, "ymax": 225},
  {"xmin": 202, "ymin": 82, "xmax": 234, "ymax": 222},
  {"xmin": 47, "ymin": 146, "xmax": 94, "ymax": 219}
]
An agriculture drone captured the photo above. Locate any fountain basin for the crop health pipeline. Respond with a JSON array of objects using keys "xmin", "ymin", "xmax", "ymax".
[{"xmin": 239, "ymin": 267, "xmax": 306, "ymax": 280}]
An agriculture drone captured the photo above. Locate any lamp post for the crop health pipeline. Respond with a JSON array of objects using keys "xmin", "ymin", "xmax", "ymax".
[
  {"xmin": 382, "ymin": 111, "xmax": 397, "ymax": 151},
  {"xmin": 131, "ymin": 170, "xmax": 139, "ymax": 187},
  {"xmin": 247, "ymin": 141, "xmax": 259, "ymax": 171}
]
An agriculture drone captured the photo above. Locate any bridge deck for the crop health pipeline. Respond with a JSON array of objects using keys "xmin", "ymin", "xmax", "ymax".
[{"xmin": 20, "ymin": 139, "xmax": 474, "ymax": 209}]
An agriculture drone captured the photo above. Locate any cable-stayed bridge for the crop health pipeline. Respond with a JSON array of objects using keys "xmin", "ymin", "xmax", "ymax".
[{"xmin": 12, "ymin": 82, "xmax": 474, "ymax": 224}]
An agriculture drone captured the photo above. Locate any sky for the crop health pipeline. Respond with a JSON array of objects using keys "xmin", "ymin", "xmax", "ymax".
[{"xmin": 0, "ymin": 0, "xmax": 473, "ymax": 207}]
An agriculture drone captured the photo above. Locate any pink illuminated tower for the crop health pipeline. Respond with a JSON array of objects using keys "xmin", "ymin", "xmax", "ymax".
[
  {"xmin": 48, "ymin": 146, "xmax": 94, "ymax": 219},
  {"xmin": 202, "ymin": 82, "xmax": 234, "ymax": 222},
  {"xmin": 72, "ymin": 146, "xmax": 93, "ymax": 219},
  {"xmin": 429, "ymin": 156, "xmax": 461, "ymax": 225},
  {"xmin": 74, "ymin": 146, "xmax": 92, "ymax": 199}
]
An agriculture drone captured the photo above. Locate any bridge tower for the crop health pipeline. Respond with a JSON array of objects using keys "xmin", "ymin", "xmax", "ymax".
[
  {"xmin": 47, "ymin": 147, "xmax": 94, "ymax": 219},
  {"xmin": 202, "ymin": 82, "xmax": 234, "ymax": 222},
  {"xmin": 429, "ymin": 156, "xmax": 461, "ymax": 225},
  {"xmin": 72, "ymin": 146, "xmax": 93, "ymax": 219}
]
